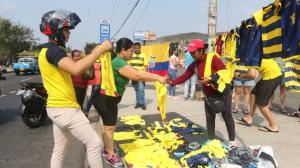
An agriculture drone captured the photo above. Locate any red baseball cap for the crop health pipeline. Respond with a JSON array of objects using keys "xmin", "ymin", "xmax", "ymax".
[{"xmin": 188, "ymin": 39, "xmax": 205, "ymax": 53}]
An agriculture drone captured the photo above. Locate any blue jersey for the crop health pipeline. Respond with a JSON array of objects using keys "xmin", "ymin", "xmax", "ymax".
[
  {"xmin": 245, "ymin": 23, "xmax": 263, "ymax": 66},
  {"xmin": 236, "ymin": 19, "xmax": 253, "ymax": 63},
  {"xmin": 237, "ymin": 19, "xmax": 263, "ymax": 66},
  {"xmin": 281, "ymin": 0, "xmax": 300, "ymax": 60}
]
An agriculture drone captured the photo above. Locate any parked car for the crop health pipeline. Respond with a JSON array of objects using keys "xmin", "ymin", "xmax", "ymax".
[
  {"xmin": 13, "ymin": 57, "xmax": 39, "ymax": 75},
  {"xmin": 1, "ymin": 65, "xmax": 8, "ymax": 73}
]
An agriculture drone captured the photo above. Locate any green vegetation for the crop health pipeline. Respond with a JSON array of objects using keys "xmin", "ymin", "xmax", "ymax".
[
  {"xmin": 0, "ymin": 17, "xmax": 36, "ymax": 63},
  {"xmin": 84, "ymin": 42, "xmax": 98, "ymax": 55}
]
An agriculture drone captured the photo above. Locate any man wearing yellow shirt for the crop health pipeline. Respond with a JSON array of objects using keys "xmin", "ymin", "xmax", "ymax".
[
  {"xmin": 235, "ymin": 59, "xmax": 282, "ymax": 132},
  {"xmin": 129, "ymin": 42, "xmax": 149, "ymax": 110},
  {"xmin": 39, "ymin": 10, "xmax": 112, "ymax": 168}
]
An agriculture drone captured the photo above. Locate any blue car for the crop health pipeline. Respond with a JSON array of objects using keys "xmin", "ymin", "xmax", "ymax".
[{"xmin": 13, "ymin": 58, "xmax": 39, "ymax": 75}]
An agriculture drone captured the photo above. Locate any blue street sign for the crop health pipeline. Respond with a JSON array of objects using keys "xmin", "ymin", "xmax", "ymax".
[
  {"xmin": 100, "ymin": 24, "xmax": 110, "ymax": 43},
  {"xmin": 133, "ymin": 31, "xmax": 144, "ymax": 42}
]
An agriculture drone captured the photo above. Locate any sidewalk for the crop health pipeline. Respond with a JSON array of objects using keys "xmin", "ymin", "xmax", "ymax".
[{"xmin": 86, "ymin": 83, "xmax": 300, "ymax": 168}]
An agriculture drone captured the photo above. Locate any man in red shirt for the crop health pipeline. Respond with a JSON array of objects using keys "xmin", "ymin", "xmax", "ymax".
[{"xmin": 168, "ymin": 39, "xmax": 236, "ymax": 147}]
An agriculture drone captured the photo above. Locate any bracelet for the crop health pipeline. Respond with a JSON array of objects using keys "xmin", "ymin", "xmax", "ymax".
[{"xmin": 98, "ymin": 45, "xmax": 104, "ymax": 50}]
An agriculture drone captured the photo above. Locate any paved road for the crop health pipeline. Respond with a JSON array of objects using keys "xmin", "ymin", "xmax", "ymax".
[
  {"xmin": 1, "ymin": 72, "xmax": 300, "ymax": 167},
  {"xmin": 0, "ymin": 73, "xmax": 85, "ymax": 168}
]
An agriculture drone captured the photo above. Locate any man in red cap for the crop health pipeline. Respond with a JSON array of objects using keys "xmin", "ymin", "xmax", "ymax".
[{"xmin": 168, "ymin": 39, "xmax": 236, "ymax": 147}]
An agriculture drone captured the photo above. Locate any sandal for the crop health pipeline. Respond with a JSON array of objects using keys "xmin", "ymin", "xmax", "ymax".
[
  {"xmin": 243, "ymin": 108, "xmax": 249, "ymax": 114},
  {"xmin": 237, "ymin": 117, "xmax": 252, "ymax": 127},
  {"xmin": 287, "ymin": 111, "xmax": 300, "ymax": 117},
  {"xmin": 279, "ymin": 108, "xmax": 287, "ymax": 113},
  {"xmin": 258, "ymin": 126, "xmax": 279, "ymax": 133},
  {"xmin": 232, "ymin": 108, "xmax": 239, "ymax": 113}
]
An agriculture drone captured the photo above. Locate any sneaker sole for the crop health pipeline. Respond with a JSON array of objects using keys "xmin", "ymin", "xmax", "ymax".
[{"xmin": 105, "ymin": 160, "xmax": 124, "ymax": 168}]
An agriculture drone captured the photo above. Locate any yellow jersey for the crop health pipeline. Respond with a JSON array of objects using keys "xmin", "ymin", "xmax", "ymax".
[
  {"xmin": 258, "ymin": 59, "xmax": 282, "ymax": 80},
  {"xmin": 38, "ymin": 43, "xmax": 80, "ymax": 108},
  {"xmin": 129, "ymin": 52, "xmax": 148, "ymax": 70}
]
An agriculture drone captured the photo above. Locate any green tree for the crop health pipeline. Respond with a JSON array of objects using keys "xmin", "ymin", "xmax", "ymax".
[
  {"xmin": 65, "ymin": 47, "xmax": 72, "ymax": 53},
  {"xmin": 0, "ymin": 17, "xmax": 36, "ymax": 63},
  {"xmin": 84, "ymin": 42, "xmax": 98, "ymax": 54},
  {"xmin": 30, "ymin": 43, "xmax": 44, "ymax": 51}
]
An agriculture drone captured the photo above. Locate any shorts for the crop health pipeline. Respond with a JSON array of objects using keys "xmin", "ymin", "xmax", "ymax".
[
  {"xmin": 92, "ymin": 94, "xmax": 122, "ymax": 126},
  {"xmin": 234, "ymin": 79, "xmax": 255, "ymax": 87},
  {"xmin": 251, "ymin": 75, "xmax": 282, "ymax": 106}
]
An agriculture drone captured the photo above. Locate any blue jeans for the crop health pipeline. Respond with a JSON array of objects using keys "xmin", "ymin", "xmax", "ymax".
[
  {"xmin": 233, "ymin": 79, "xmax": 255, "ymax": 87},
  {"xmin": 83, "ymin": 85, "xmax": 99, "ymax": 113},
  {"xmin": 168, "ymin": 68, "xmax": 177, "ymax": 96},
  {"xmin": 184, "ymin": 74, "xmax": 197, "ymax": 98},
  {"xmin": 132, "ymin": 80, "xmax": 145, "ymax": 105}
]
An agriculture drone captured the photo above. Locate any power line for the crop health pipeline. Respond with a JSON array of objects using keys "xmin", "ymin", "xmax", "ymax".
[
  {"xmin": 111, "ymin": 0, "xmax": 133, "ymax": 38},
  {"xmin": 110, "ymin": 0, "xmax": 120, "ymax": 21},
  {"xmin": 123, "ymin": 0, "xmax": 135, "ymax": 18},
  {"xmin": 111, "ymin": 0, "xmax": 141, "ymax": 39},
  {"xmin": 131, "ymin": 0, "xmax": 151, "ymax": 32}
]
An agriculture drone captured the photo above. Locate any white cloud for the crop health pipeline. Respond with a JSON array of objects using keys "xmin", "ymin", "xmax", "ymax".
[{"xmin": 0, "ymin": 0, "xmax": 16, "ymax": 11}]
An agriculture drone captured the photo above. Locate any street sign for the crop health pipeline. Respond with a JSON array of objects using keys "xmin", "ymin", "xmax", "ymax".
[
  {"xmin": 100, "ymin": 24, "xmax": 110, "ymax": 43},
  {"xmin": 133, "ymin": 31, "xmax": 145, "ymax": 42}
]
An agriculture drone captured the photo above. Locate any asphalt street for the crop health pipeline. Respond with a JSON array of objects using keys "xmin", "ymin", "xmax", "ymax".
[
  {"xmin": 1, "ymin": 72, "xmax": 300, "ymax": 167},
  {"xmin": 0, "ymin": 73, "xmax": 85, "ymax": 168}
]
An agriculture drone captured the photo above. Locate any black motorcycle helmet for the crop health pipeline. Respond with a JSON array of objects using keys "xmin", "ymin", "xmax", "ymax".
[{"xmin": 40, "ymin": 9, "xmax": 81, "ymax": 47}]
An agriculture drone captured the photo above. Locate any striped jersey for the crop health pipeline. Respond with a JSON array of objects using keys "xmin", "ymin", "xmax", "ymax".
[
  {"xmin": 129, "ymin": 52, "xmax": 148, "ymax": 71},
  {"xmin": 284, "ymin": 57, "xmax": 300, "ymax": 92},
  {"xmin": 261, "ymin": 3, "xmax": 283, "ymax": 59}
]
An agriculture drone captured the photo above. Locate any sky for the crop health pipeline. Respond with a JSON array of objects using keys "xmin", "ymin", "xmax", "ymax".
[{"xmin": 0, "ymin": 0, "xmax": 273, "ymax": 50}]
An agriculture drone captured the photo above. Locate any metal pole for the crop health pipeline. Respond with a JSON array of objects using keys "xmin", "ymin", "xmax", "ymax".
[{"xmin": 208, "ymin": 0, "xmax": 217, "ymax": 52}]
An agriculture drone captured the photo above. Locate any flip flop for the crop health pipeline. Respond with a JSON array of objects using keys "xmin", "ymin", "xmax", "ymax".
[
  {"xmin": 237, "ymin": 117, "xmax": 252, "ymax": 127},
  {"xmin": 243, "ymin": 108, "xmax": 249, "ymax": 114},
  {"xmin": 287, "ymin": 112, "xmax": 300, "ymax": 117},
  {"xmin": 258, "ymin": 126, "xmax": 279, "ymax": 133},
  {"xmin": 232, "ymin": 108, "xmax": 239, "ymax": 114},
  {"xmin": 279, "ymin": 108, "xmax": 287, "ymax": 113},
  {"xmin": 293, "ymin": 112, "xmax": 300, "ymax": 117}
]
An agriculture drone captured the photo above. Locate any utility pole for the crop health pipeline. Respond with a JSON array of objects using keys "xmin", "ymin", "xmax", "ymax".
[{"xmin": 208, "ymin": 0, "xmax": 217, "ymax": 52}]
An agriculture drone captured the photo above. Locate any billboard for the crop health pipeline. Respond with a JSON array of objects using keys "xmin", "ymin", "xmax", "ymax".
[
  {"xmin": 144, "ymin": 31, "xmax": 157, "ymax": 41},
  {"xmin": 100, "ymin": 24, "xmax": 110, "ymax": 43}
]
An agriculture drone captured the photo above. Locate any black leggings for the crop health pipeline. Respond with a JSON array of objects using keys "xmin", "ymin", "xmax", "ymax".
[
  {"xmin": 74, "ymin": 87, "xmax": 87, "ymax": 111},
  {"xmin": 92, "ymin": 94, "xmax": 122, "ymax": 126},
  {"xmin": 204, "ymin": 91, "xmax": 235, "ymax": 141}
]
